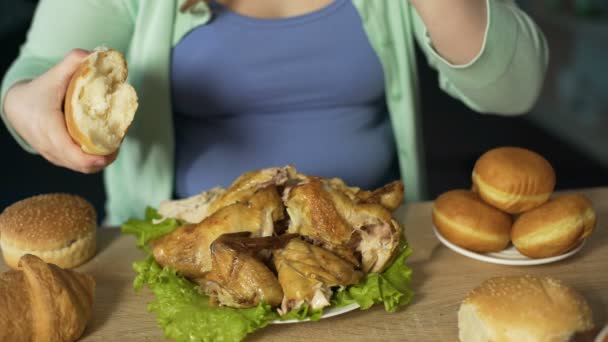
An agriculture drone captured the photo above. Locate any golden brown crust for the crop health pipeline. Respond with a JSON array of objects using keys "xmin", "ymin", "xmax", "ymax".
[
  {"xmin": 432, "ymin": 190, "xmax": 512, "ymax": 253},
  {"xmin": 0, "ymin": 254, "xmax": 95, "ymax": 342},
  {"xmin": 287, "ymin": 179, "xmax": 355, "ymax": 246},
  {"xmin": 356, "ymin": 180, "xmax": 405, "ymax": 211},
  {"xmin": 472, "ymin": 147, "xmax": 556, "ymax": 214},
  {"xmin": 0, "ymin": 271, "xmax": 32, "ymax": 341},
  {"xmin": 511, "ymin": 194, "xmax": 596, "ymax": 258},
  {"xmin": 0, "ymin": 193, "xmax": 97, "ymax": 269},
  {"xmin": 459, "ymin": 275, "xmax": 594, "ymax": 342},
  {"xmin": 64, "ymin": 48, "xmax": 132, "ymax": 156},
  {"xmin": 1, "ymin": 230, "xmax": 96, "ymax": 270},
  {"xmin": 64, "ymin": 58, "xmax": 100, "ymax": 154}
]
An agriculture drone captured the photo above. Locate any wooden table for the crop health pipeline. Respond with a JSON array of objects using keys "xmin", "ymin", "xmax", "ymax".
[{"xmin": 2, "ymin": 188, "xmax": 607, "ymax": 341}]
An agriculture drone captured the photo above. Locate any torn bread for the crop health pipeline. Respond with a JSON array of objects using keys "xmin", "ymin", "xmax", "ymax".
[{"xmin": 64, "ymin": 47, "xmax": 138, "ymax": 155}]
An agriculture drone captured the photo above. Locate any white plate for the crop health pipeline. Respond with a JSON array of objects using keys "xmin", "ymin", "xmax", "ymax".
[
  {"xmin": 271, "ymin": 303, "xmax": 360, "ymax": 324},
  {"xmin": 596, "ymin": 325, "xmax": 608, "ymax": 342},
  {"xmin": 433, "ymin": 225, "xmax": 585, "ymax": 266}
]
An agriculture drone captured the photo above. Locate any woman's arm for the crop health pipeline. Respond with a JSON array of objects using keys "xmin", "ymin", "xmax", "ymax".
[
  {"xmin": 410, "ymin": 0, "xmax": 487, "ymax": 65},
  {"xmin": 411, "ymin": 0, "xmax": 549, "ymax": 115},
  {"xmin": 1, "ymin": 0, "xmax": 136, "ymax": 150},
  {"xmin": 0, "ymin": 0, "xmax": 136, "ymax": 172}
]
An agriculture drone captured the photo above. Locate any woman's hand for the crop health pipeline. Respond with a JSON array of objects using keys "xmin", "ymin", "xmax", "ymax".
[
  {"xmin": 3, "ymin": 49, "xmax": 117, "ymax": 174},
  {"xmin": 410, "ymin": 0, "xmax": 487, "ymax": 65}
]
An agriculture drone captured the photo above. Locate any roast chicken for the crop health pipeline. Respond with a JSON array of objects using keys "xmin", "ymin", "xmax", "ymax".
[{"xmin": 150, "ymin": 166, "xmax": 405, "ymax": 313}]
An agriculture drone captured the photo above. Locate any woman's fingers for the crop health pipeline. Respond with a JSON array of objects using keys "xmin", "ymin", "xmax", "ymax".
[
  {"xmin": 43, "ymin": 49, "xmax": 91, "ymax": 87},
  {"xmin": 44, "ymin": 110, "xmax": 109, "ymax": 173}
]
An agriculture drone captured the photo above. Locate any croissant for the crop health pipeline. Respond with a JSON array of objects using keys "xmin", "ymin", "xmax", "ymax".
[{"xmin": 0, "ymin": 254, "xmax": 95, "ymax": 342}]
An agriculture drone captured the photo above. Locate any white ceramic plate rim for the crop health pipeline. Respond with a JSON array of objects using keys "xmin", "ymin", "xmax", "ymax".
[
  {"xmin": 271, "ymin": 303, "xmax": 360, "ymax": 324},
  {"xmin": 596, "ymin": 325, "xmax": 608, "ymax": 342},
  {"xmin": 433, "ymin": 225, "xmax": 585, "ymax": 266}
]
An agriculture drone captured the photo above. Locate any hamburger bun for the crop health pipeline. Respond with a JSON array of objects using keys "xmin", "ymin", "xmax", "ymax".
[
  {"xmin": 511, "ymin": 194, "xmax": 596, "ymax": 258},
  {"xmin": 432, "ymin": 190, "xmax": 512, "ymax": 253},
  {"xmin": 472, "ymin": 147, "xmax": 556, "ymax": 214},
  {"xmin": 458, "ymin": 275, "xmax": 594, "ymax": 342},
  {"xmin": 64, "ymin": 47, "xmax": 138, "ymax": 156},
  {"xmin": 0, "ymin": 194, "xmax": 97, "ymax": 269}
]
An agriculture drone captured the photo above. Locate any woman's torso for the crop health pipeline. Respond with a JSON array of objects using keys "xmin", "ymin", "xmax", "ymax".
[{"xmin": 171, "ymin": 0, "xmax": 398, "ymax": 197}]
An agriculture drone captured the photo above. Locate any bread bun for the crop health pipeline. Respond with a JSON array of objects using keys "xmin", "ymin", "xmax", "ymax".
[
  {"xmin": 472, "ymin": 147, "xmax": 556, "ymax": 214},
  {"xmin": 432, "ymin": 190, "xmax": 512, "ymax": 253},
  {"xmin": 64, "ymin": 47, "xmax": 138, "ymax": 155},
  {"xmin": 458, "ymin": 275, "xmax": 594, "ymax": 342},
  {"xmin": 511, "ymin": 194, "xmax": 596, "ymax": 258},
  {"xmin": 0, "ymin": 194, "xmax": 97, "ymax": 269}
]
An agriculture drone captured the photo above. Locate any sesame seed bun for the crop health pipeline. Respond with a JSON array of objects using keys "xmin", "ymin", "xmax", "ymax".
[
  {"xmin": 432, "ymin": 190, "xmax": 512, "ymax": 253},
  {"xmin": 0, "ymin": 194, "xmax": 97, "ymax": 269},
  {"xmin": 512, "ymin": 194, "xmax": 596, "ymax": 258},
  {"xmin": 472, "ymin": 147, "xmax": 556, "ymax": 214},
  {"xmin": 458, "ymin": 275, "xmax": 594, "ymax": 342}
]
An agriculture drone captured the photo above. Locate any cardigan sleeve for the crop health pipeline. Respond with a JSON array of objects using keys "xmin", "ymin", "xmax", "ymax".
[
  {"xmin": 0, "ymin": 0, "xmax": 136, "ymax": 152},
  {"xmin": 411, "ymin": 0, "xmax": 549, "ymax": 115}
]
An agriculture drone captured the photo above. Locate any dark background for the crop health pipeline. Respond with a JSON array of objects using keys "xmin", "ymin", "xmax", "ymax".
[{"xmin": 1, "ymin": 1, "xmax": 607, "ymax": 222}]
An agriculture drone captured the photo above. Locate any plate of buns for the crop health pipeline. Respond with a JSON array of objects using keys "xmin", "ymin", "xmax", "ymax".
[
  {"xmin": 432, "ymin": 147, "xmax": 597, "ymax": 265},
  {"xmin": 432, "ymin": 225, "xmax": 585, "ymax": 266}
]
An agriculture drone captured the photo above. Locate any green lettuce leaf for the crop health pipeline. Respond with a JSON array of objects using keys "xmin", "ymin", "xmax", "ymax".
[
  {"xmin": 121, "ymin": 207, "xmax": 181, "ymax": 249},
  {"xmin": 332, "ymin": 245, "xmax": 414, "ymax": 312},
  {"xmin": 276, "ymin": 303, "xmax": 324, "ymax": 322},
  {"xmin": 133, "ymin": 255, "xmax": 278, "ymax": 342}
]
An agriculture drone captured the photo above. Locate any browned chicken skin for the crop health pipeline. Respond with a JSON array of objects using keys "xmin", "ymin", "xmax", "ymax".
[
  {"xmin": 151, "ymin": 185, "xmax": 284, "ymax": 277},
  {"xmin": 274, "ymin": 239, "xmax": 363, "ymax": 313},
  {"xmin": 284, "ymin": 178, "xmax": 358, "ymax": 265},
  {"xmin": 285, "ymin": 177, "xmax": 403, "ymax": 273},
  {"xmin": 202, "ymin": 233, "xmax": 298, "ymax": 308},
  {"xmin": 206, "ymin": 166, "xmax": 296, "ymax": 216},
  {"xmin": 157, "ymin": 166, "xmax": 296, "ymax": 224}
]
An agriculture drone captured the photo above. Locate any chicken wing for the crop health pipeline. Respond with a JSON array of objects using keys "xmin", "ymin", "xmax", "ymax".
[
  {"xmin": 151, "ymin": 185, "xmax": 285, "ymax": 278},
  {"xmin": 202, "ymin": 233, "xmax": 297, "ymax": 308},
  {"xmin": 273, "ymin": 239, "xmax": 363, "ymax": 314},
  {"xmin": 314, "ymin": 178, "xmax": 404, "ymax": 211},
  {"xmin": 354, "ymin": 180, "xmax": 405, "ymax": 211}
]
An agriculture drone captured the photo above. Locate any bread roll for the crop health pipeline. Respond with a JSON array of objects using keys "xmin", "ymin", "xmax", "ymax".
[
  {"xmin": 64, "ymin": 47, "xmax": 138, "ymax": 155},
  {"xmin": 432, "ymin": 190, "xmax": 512, "ymax": 253},
  {"xmin": 0, "ymin": 193, "xmax": 97, "ymax": 269},
  {"xmin": 0, "ymin": 254, "xmax": 95, "ymax": 342},
  {"xmin": 458, "ymin": 275, "xmax": 594, "ymax": 342},
  {"xmin": 511, "ymin": 194, "xmax": 596, "ymax": 258},
  {"xmin": 472, "ymin": 147, "xmax": 555, "ymax": 214}
]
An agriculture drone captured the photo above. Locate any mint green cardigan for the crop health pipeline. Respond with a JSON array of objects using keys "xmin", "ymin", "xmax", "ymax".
[{"xmin": 1, "ymin": 0, "xmax": 548, "ymax": 224}]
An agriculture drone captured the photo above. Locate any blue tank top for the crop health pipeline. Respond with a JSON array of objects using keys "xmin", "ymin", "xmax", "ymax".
[{"xmin": 171, "ymin": 0, "xmax": 397, "ymax": 197}]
